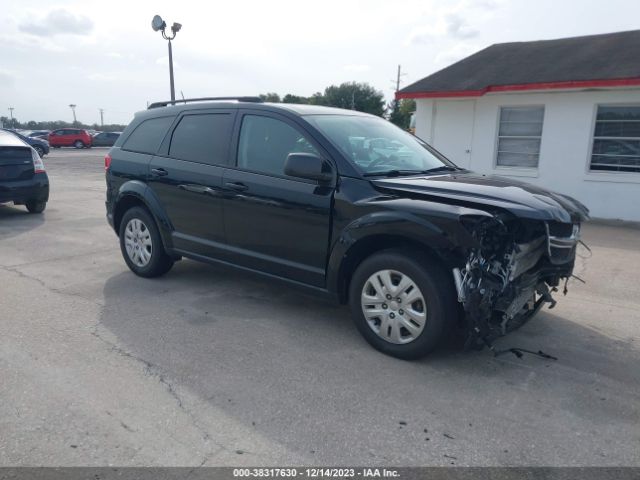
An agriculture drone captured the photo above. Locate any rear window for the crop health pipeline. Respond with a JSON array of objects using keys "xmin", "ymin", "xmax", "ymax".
[
  {"xmin": 122, "ymin": 116, "xmax": 174, "ymax": 154},
  {"xmin": 0, "ymin": 147, "xmax": 32, "ymax": 165},
  {"xmin": 169, "ymin": 113, "xmax": 233, "ymax": 165}
]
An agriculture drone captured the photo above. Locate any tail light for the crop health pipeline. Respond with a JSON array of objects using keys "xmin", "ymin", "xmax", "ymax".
[
  {"xmin": 105, "ymin": 153, "xmax": 112, "ymax": 171},
  {"xmin": 31, "ymin": 148, "xmax": 46, "ymax": 173}
]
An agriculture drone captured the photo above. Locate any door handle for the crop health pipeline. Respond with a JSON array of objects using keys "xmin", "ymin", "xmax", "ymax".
[
  {"xmin": 151, "ymin": 168, "xmax": 168, "ymax": 177},
  {"xmin": 178, "ymin": 184, "xmax": 219, "ymax": 196},
  {"xmin": 224, "ymin": 181, "xmax": 248, "ymax": 192}
]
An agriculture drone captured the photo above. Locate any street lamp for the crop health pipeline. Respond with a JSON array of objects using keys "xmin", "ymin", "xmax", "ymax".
[
  {"xmin": 151, "ymin": 14, "xmax": 182, "ymax": 103},
  {"xmin": 8, "ymin": 107, "xmax": 14, "ymax": 128},
  {"xmin": 69, "ymin": 104, "xmax": 77, "ymax": 124}
]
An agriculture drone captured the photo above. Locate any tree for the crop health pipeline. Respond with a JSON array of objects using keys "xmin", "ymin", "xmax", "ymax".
[
  {"xmin": 389, "ymin": 98, "xmax": 416, "ymax": 130},
  {"xmin": 321, "ymin": 82, "xmax": 385, "ymax": 117},
  {"xmin": 259, "ymin": 92, "xmax": 281, "ymax": 103},
  {"xmin": 282, "ymin": 94, "xmax": 308, "ymax": 104}
]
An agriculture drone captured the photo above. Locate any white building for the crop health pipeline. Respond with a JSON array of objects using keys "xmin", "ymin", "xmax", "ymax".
[{"xmin": 397, "ymin": 30, "xmax": 640, "ymax": 221}]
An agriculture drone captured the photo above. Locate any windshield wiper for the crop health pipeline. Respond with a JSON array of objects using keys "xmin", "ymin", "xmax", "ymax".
[
  {"xmin": 421, "ymin": 165, "xmax": 459, "ymax": 173},
  {"xmin": 363, "ymin": 166, "xmax": 459, "ymax": 177}
]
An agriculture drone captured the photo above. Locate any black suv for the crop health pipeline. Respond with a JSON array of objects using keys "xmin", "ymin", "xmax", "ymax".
[{"xmin": 105, "ymin": 97, "xmax": 588, "ymax": 359}]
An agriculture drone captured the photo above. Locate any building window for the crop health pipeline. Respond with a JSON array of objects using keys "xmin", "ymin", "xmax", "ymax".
[
  {"xmin": 496, "ymin": 106, "xmax": 544, "ymax": 168},
  {"xmin": 590, "ymin": 106, "xmax": 640, "ymax": 173}
]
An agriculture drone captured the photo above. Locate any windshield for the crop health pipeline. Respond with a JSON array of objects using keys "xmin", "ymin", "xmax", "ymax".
[{"xmin": 305, "ymin": 114, "xmax": 457, "ymax": 176}]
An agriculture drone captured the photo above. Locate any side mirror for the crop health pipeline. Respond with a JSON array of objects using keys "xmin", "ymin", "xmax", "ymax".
[{"xmin": 284, "ymin": 153, "xmax": 333, "ymax": 183}]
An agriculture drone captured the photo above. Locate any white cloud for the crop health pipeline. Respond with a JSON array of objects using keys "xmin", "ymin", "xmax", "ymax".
[
  {"xmin": 19, "ymin": 8, "xmax": 93, "ymax": 37},
  {"xmin": 445, "ymin": 13, "xmax": 479, "ymax": 39}
]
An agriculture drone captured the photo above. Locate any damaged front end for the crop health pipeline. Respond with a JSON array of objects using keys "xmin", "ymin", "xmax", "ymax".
[{"xmin": 453, "ymin": 214, "xmax": 582, "ymax": 351}]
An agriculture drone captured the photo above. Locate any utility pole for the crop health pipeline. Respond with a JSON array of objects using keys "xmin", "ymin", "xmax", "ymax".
[
  {"xmin": 99, "ymin": 109, "xmax": 104, "ymax": 127},
  {"xmin": 8, "ymin": 107, "xmax": 14, "ymax": 128},
  {"xmin": 69, "ymin": 104, "xmax": 77, "ymax": 124}
]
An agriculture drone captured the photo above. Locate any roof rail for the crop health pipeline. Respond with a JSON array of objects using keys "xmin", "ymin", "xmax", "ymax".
[{"xmin": 148, "ymin": 96, "xmax": 263, "ymax": 109}]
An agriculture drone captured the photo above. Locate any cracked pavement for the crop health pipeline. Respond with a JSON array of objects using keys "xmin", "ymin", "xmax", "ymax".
[{"xmin": 0, "ymin": 148, "xmax": 639, "ymax": 466}]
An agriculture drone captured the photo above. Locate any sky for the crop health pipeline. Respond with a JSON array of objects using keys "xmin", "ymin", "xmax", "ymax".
[{"xmin": 1, "ymin": 0, "xmax": 639, "ymax": 126}]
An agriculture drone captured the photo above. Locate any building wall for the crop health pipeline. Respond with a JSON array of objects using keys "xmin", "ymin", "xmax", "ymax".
[{"xmin": 414, "ymin": 88, "xmax": 640, "ymax": 221}]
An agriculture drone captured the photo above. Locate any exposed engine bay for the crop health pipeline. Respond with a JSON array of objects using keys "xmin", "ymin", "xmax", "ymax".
[{"xmin": 453, "ymin": 214, "xmax": 583, "ymax": 352}]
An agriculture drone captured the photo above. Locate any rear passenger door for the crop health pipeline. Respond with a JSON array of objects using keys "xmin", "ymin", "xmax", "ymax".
[{"xmin": 147, "ymin": 109, "xmax": 236, "ymax": 257}]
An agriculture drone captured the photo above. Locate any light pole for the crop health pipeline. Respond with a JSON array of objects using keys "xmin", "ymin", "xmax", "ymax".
[
  {"xmin": 8, "ymin": 107, "xmax": 14, "ymax": 128},
  {"xmin": 99, "ymin": 108, "xmax": 104, "ymax": 127},
  {"xmin": 151, "ymin": 15, "xmax": 182, "ymax": 103},
  {"xmin": 69, "ymin": 104, "xmax": 77, "ymax": 124}
]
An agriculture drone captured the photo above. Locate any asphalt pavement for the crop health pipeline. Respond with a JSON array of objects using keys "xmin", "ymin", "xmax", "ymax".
[{"xmin": 0, "ymin": 148, "xmax": 638, "ymax": 466}]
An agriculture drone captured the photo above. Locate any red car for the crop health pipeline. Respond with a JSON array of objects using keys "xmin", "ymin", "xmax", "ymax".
[{"xmin": 48, "ymin": 128, "xmax": 93, "ymax": 149}]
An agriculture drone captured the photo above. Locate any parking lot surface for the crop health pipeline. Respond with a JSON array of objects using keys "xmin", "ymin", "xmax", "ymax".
[{"xmin": 1, "ymin": 148, "xmax": 639, "ymax": 466}]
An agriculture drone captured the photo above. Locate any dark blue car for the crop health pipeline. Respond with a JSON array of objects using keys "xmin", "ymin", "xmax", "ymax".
[{"xmin": 1, "ymin": 129, "xmax": 50, "ymax": 158}]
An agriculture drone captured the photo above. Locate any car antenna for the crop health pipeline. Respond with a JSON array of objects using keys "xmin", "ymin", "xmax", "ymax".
[{"xmin": 180, "ymin": 91, "xmax": 186, "ymax": 104}]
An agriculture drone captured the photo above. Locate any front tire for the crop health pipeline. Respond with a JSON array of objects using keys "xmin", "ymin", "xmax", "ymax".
[
  {"xmin": 119, "ymin": 206, "xmax": 173, "ymax": 277},
  {"xmin": 348, "ymin": 249, "xmax": 457, "ymax": 360},
  {"xmin": 25, "ymin": 200, "xmax": 46, "ymax": 213}
]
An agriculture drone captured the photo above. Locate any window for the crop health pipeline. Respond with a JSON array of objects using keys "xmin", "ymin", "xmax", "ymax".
[
  {"xmin": 306, "ymin": 114, "xmax": 451, "ymax": 174},
  {"xmin": 496, "ymin": 106, "xmax": 544, "ymax": 168},
  {"xmin": 122, "ymin": 116, "xmax": 174, "ymax": 154},
  {"xmin": 590, "ymin": 106, "xmax": 640, "ymax": 173},
  {"xmin": 169, "ymin": 114, "xmax": 233, "ymax": 165},
  {"xmin": 237, "ymin": 115, "xmax": 319, "ymax": 176}
]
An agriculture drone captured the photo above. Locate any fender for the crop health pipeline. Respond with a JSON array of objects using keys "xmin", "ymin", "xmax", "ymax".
[
  {"xmin": 114, "ymin": 180, "xmax": 175, "ymax": 251},
  {"xmin": 325, "ymin": 203, "xmax": 495, "ymax": 297}
]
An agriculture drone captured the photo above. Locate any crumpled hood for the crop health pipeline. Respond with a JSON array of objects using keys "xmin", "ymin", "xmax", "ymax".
[{"xmin": 371, "ymin": 172, "xmax": 589, "ymax": 223}]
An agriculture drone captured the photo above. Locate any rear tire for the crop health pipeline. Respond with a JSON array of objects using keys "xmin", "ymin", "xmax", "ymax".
[
  {"xmin": 73, "ymin": 140, "xmax": 85, "ymax": 149},
  {"xmin": 119, "ymin": 206, "xmax": 173, "ymax": 278},
  {"xmin": 348, "ymin": 249, "xmax": 458, "ymax": 360},
  {"xmin": 33, "ymin": 145, "xmax": 45, "ymax": 158},
  {"xmin": 26, "ymin": 200, "xmax": 46, "ymax": 213}
]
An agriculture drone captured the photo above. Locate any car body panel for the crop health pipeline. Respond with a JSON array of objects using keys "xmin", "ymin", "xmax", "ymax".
[
  {"xmin": 0, "ymin": 131, "xmax": 49, "ymax": 205},
  {"xmin": 92, "ymin": 132, "xmax": 121, "ymax": 147},
  {"xmin": 49, "ymin": 129, "xmax": 92, "ymax": 147},
  {"xmin": 371, "ymin": 172, "xmax": 589, "ymax": 223}
]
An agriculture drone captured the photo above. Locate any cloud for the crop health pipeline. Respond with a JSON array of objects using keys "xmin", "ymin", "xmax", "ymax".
[
  {"xmin": 445, "ymin": 13, "xmax": 478, "ymax": 39},
  {"xmin": 408, "ymin": 12, "xmax": 478, "ymax": 45},
  {"xmin": 343, "ymin": 64, "xmax": 371, "ymax": 72},
  {"xmin": 19, "ymin": 9, "xmax": 93, "ymax": 37}
]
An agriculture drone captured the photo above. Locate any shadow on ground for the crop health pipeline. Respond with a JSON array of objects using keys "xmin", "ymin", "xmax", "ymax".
[{"xmin": 97, "ymin": 258, "xmax": 640, "ymax": 464}]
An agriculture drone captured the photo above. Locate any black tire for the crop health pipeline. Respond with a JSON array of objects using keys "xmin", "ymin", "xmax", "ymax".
[
  {"xmin": 348, "ymin": 249, "xmax": 458, "ymax": 360},
  {"xmin": 25, "ymin": 200, "xmax": 46, "ymax": 214},
  {"xmin": 119, "ymin": 206, "xmax": 174, "ymax": 277},
  {"xmin": 73, "ymin": 140, "xmax": 85, "ymax": 149},
  {"xmin": 33, "ymin": 145, "xmax": 45, "ymax": 158}
]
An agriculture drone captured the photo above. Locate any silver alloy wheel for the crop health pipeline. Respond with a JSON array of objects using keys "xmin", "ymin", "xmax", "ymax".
[
  {"xmin": 124, "ymin": 218, "xmax": 153, "ymax": 268},
  {"xmin": 361, "ymin": 269, "xmax": 427, "ymax": 344}
]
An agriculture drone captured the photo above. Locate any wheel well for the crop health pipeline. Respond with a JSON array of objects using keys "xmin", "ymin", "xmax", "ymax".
[
  {"xmin": 337, "ymin": 235, "xmax": 449, "ymax": 304},
  {"xmin": 113, "ymin": 195, "xmax": 146, "ymax": 235}
]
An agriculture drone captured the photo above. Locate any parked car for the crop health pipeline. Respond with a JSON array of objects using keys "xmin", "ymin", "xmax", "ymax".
[
  {"xmin": 105, "ymin": 97, "xmax": 588, "ymax": 359},
  {"xmin": 1, "ymin": 129, "xmax": 50, "ymax": 158},
  {"xmin": 92, "ymin": 131, "xmax": 121, "ymax": 147},
  {"xmin": 48, "ymin": 128, "xmax": 92, "ymax": 149},
  {"xmin": 0, "ymin": 130, "xmax": 49, "ymax": 213},
  {"xmin": 28, "ymin": 130, "xmax": 50, "ymax": 138}
]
